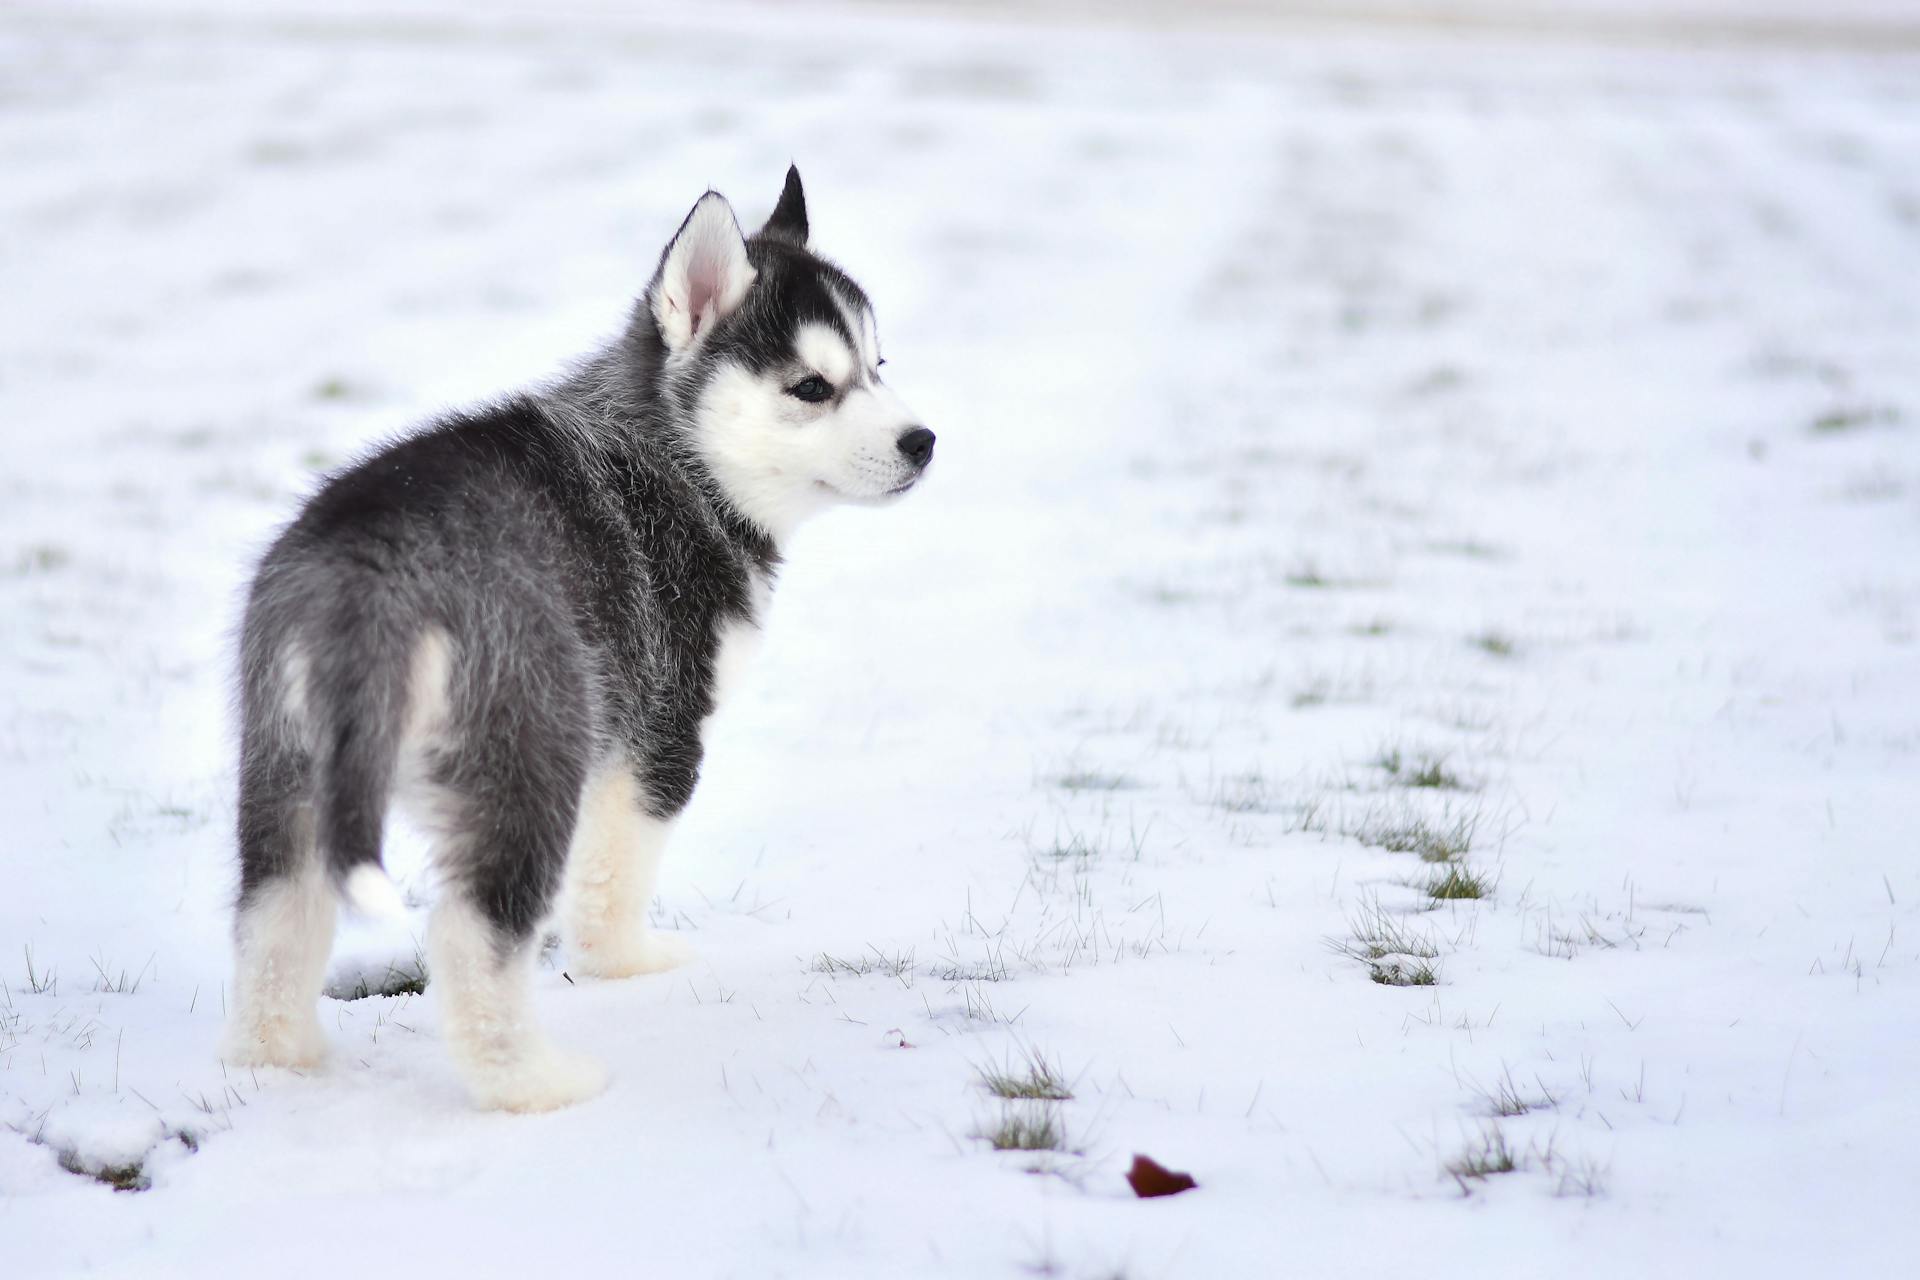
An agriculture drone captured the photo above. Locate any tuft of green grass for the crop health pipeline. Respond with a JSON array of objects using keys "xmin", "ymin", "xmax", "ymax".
[
  {"xmin": 977, "ymin": 1105, "xmax": 1067, "ymax": 1153},
  {"xmin": 1284, "ymin": 562, "xmax": 1332, "ymax": 588},
  {"xmin": 1446, "ymin": 1127, "xmax": 1522, "ymax": 1190},
  {"xmin": 1430, "ymin": 701, "xmax": 1499, "ymax": 733},
  {"xmin": 1427, "ymin": 538, "xmax": 1504, "ymax": 560},
  {"xmin": 1349, "ymin": 810, "xmax": 1479, "ymax": 862},
  {"xmin": 1285, "ymin": 795, "xmax": 1330, "ymax": 835},
  {"xmin": 1290, "ymin": 674, "xmax": 1372, "ymax": 710},
  {"xmin": 1335, "ymin": 900, "xmax": 1442, "ymax": 961},
  {"xmin": 1054, "ymin": 769, "xmax": 1134, "ymax": 793},
  {"xmin": 1332, "ymin": 894, "xmax": 1442, "ymax": 986},
  {"xmin": 1426, "ymin": 864, "xmax": 1493, "ymax": 902},
  {"xmin": 1407, "ymin": 365, "xmax": 1466, "ymax": 395},
  {"xmin": 1477, "ymin": 1066, "xmax": 1555, "ymax": 1118},
  {"xmin": 1040, "ymin": 832, "xmax": 1103, "ymax": 861},
  {"xmin": 1349, "ymin": 617, "xmax": 1394, "ymax": 638},
  {"xmin": 1811, "ymin": 405, "xmax": 1898, "ymax": 434},
  {"xmin": 1138, "ymin": 583, "xmax": 1200, "ymax": 607},
  {"xmin": 1213, "ymin": 772, "xmax": 1272, "ymax": 814},
  {"xmin": 325, "ymin": 952, "xmax": 428, "ymax": 1001},
  {"xmin": 10, "ymin": 544, "xmax": 72, "ymax": 576},
  {"xmin": 978, "ymin": 1048, "xmax": 1073, "ymax": 1102},
  {"xmin": 22, "ymin": 944, "xmax": 57, "ymax": 995},
  {"xmin": 20, "ymin": 1127, "xmax": 201, "ymax": 1196},
  {"xmin": 312, "ymin": 376, "xmax": 357, "ymax": 401},
  {"xmin": 957, "ymin": 983, "xmax": 1014, "ymax": 1022},
  {"xmin": 811, "ymin": 947, "xmax": 916, "ymax": 981},
  {"xmin": 1370, "ymin": 957, "xmax": 1438, "ymax": 986},
  {"xmin": 89, "ymin": 951, "xmax": 156, "ymax": 995},
  {"xmin": 58, "ymin": 1150, "xmax": 150, "ymax": 1193},
  {"xmin": 1375, "ymin": 747, "xmax": 1469, "ymax": 791},
  {"xmin": 1291, "ymin": 680, "xmax": 1330, "ymax": 709},
  {"xmin": 1553, "ymin": 1155, "xmax": 1610, "ymax": 1199},
  {"xmin": 1469, "ymin": 630, "xmax": 1516, "ymax": 658}
]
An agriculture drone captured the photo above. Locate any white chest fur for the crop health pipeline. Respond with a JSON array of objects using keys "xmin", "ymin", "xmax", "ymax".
[{"xmin": 707, "ymin": 573, "xmax": 770, "ymax": 721}]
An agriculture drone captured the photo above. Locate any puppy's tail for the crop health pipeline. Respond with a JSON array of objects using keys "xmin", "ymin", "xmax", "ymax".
[
  {"xmin": 309, "ymin": 597, "xmax": 419, "ymax": 923},
  {"xmin": 342, "ymin": 863, "xmax": 407, "ymax": 921}
]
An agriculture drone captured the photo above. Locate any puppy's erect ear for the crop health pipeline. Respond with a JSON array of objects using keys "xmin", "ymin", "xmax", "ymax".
[
  {"xmin": 650, "ymin": 191, "xmax": 755, "ymax": 353},
  {"xmin": 758, "ymin": 165, "xmax": 808, "ymax": 246}
]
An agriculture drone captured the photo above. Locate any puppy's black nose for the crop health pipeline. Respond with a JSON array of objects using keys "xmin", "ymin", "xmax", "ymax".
[{"xmin": 897, "ymin": 426, "xmax": 936, "ymax": 468}]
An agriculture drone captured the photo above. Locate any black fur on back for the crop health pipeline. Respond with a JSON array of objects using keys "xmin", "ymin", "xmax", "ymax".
[{"xmin": 232, "ymin": 200, "xmax": 865, "ymax": 945}]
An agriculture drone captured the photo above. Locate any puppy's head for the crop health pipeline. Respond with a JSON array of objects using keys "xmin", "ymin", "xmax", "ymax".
[{"xmin": 648, "ymin": 168, "xmax": 932, "ymax": 541}]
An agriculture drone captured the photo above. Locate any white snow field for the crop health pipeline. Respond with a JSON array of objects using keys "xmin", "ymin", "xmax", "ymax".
[{"xmin": 3, "ymin": 1, "xmax": 1918, "ymax": 1275}]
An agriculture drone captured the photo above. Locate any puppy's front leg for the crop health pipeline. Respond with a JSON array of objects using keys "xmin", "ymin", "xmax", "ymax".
[{"xmin": 563, "ymin": 763, "xmax": 695, "ymax": 978}]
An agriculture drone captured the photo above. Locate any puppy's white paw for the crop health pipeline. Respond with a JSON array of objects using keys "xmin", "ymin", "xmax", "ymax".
[
  {"xmin": 466, "ymin": 1044, "xmax": 609, "ymax": 1114},
  {"xmin": 222, "ymin": 1011, "xmax": 328, "ymax": 1070},
  {"xmin": 570, "ymin": 930, "xmax": 696, "ymax": 979}
]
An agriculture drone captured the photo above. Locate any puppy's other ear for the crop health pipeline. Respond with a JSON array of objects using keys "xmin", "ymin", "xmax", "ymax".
[
  {"xmin": 758, "ymin": 165, "xmax": 808, "ymax": 246},
  {"xmin": 650, "ymin": 192, "xmax": 755, "ymax": 353}
]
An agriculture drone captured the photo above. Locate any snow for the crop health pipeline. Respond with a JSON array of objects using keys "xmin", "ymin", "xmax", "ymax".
[{"xmin": 3, "ymin": 0, "xmax": 1919, "ymax": 1275}]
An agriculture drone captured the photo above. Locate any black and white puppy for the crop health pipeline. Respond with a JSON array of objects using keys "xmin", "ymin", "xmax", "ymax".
[{"xmin": 222, "ymin": 169, "xmax": 933, "ymax": 1111}]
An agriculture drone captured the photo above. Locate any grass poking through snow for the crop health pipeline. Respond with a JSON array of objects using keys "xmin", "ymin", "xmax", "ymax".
[
  {"xmin": 1426, "ymin": 864, "xmax": 1494, "ymax": 902},
  {"xmin": 1213, "ymin": 772, "xmax": 1272, "ymax": 814},
  {"xmin": 58, "ymin": 1150, "xmax": 151, "ymax": 1193},
  {"xmin": 1331, "ymin": 894, "xmax": 1444, "ymax": 985},
  {"xmin": 1554, "ymin": 1156, "xmax": 1611, "ymax": 1199},
  {"xmin": 811, "ymin": 947, "xmax": 917, "ymax": 981},
  {"xmin": 323, "ymin": 951, "xmax": 429, "ymax": 1001},
  {"xmin": 1053, "ymin": 769, "xmax": 1135, "ymax": 793},
  {"xmin": 1348, "ymin": 809, "xmax": 1480, "ymax": 862},
  {"xmin": 977, "ymin": 1047, "xmax": 1073, "ymax": 1101},
  {"xmin": 1284, "ymin": 562, "xmax": 1333, "ymax": 588},
  {"xmin": 1473, "ymin": 1065, "xmax": 1556, "ymax": 1118},
  {"xmin": 1469, "ymin": 630, "xmax": 1517, "ymax": 658},
  {"xmin": 1375, "ymin": 746, "xmax": 1471, "ymax": 791},
  {"xmin": 22, "ymin": 944, "xmax": 57, "ymax": 996},
  {"xmin": 1371, "ymin": 958, "xmax": 1439, "ymax": 986},
  {"xmin": 1811, "ymin": 405, "xmax": 1899, "ymax": 434},
  {"xmin": 1336, "ymin": 895, "xmax": 1442, "ymax": 961},
  {"xmin": 1446, "ymin": 1127, "xmax": 1522, "ymax": 1190},
  {"xmin": 976, "ymin": 1105, "xmax": 1067, "ymax": 1153}
]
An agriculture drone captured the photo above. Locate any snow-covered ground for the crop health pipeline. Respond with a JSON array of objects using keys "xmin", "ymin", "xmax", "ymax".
[{"xmin": 4, "ymin": 1, "xmax": 1918, "ymax": 1275}]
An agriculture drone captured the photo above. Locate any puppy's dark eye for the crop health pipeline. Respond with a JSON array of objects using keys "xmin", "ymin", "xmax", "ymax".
[{"xmin": 787, "ymin": 375, "xmax": 833, "ymax": 403}]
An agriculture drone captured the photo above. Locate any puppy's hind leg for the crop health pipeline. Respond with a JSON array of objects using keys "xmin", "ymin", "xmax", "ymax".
[
  {"xmin": 427, "ymin": 893, "xmax": 608, "ymax": 1113},
  {"xmin": 424, "ymin": 744, "xmax": 606, "ymax": 1113},
  {"xmin": 223, "ymin": 739, "xmax": 334, "ymax": 1069},
  {"xmin": 563, "ymin": 762, "xmax": 694, "ymax": 979}
]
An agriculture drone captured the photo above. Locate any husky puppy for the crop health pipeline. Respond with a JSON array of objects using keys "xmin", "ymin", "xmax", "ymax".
[{"xmin": 221, "ymin": 168, "xmax": 933, "ymax": 1111}]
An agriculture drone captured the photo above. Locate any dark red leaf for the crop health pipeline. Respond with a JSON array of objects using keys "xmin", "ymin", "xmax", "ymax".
[{"xmin": 1126, "ymin": 1154, "xmax": 1198, "ymax": 1198}]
